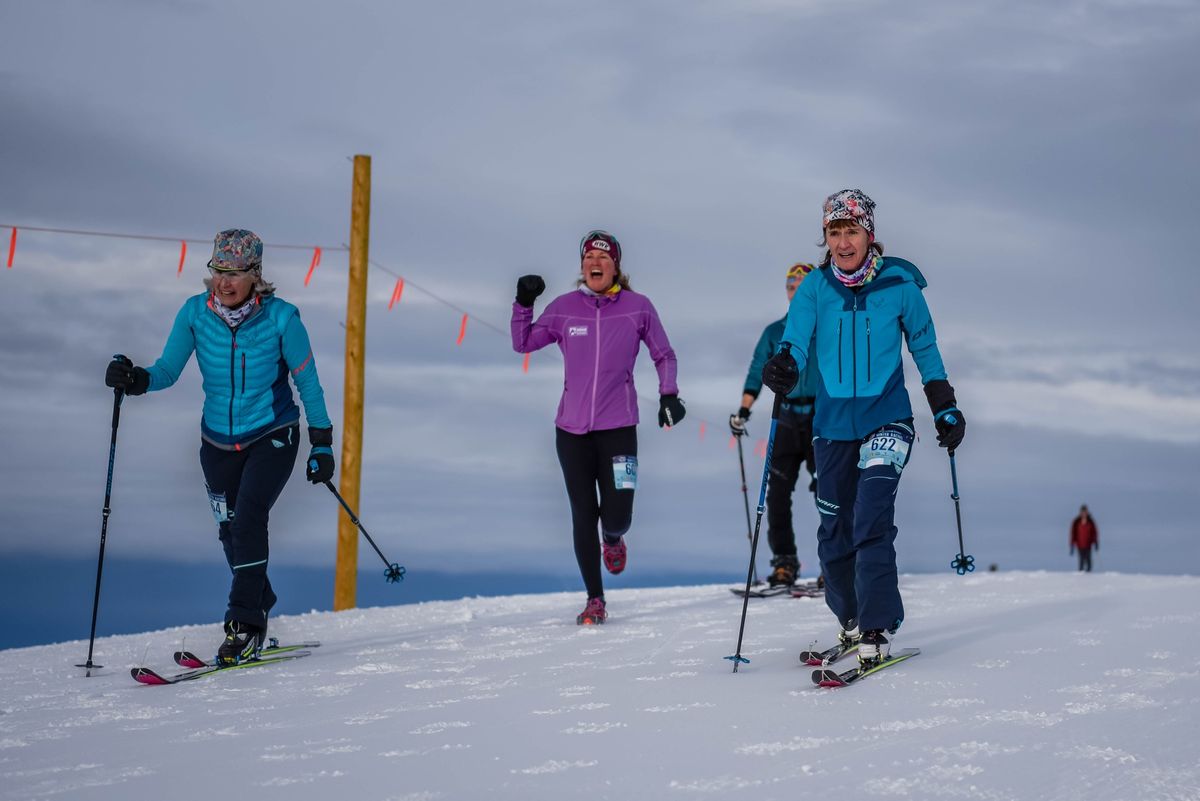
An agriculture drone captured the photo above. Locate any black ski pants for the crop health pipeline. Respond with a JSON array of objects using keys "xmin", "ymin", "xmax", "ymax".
[
  {"xmin": 556, "ymin": 425, "xmax": 638, "ymax": 600},
  {"xmin": 199, "ymin": 425, "xmax": 299, "ymax": 630},
  {"xmin": 766, "ymin": 407, "xmax": 816, "ymax": 564}
]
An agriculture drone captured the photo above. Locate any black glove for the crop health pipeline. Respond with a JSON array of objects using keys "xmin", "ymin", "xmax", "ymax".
[
  {"xmin": 515, "ymin": 274, "xmax": 546, "ymax": 308},
  {"xmin": 104, "ymin": 355, "xmax": 150, "ymax": 396},
  {"xmin": 306, "ymin": 427, "xmax": 335, "ymax": 484},
  {"xmin": 924, "ymin": 379, "xmax": 966, "ymax": 451},
  {"xmin": 762, "ymin": 350, "xmax": 799, "ymax": 396},
  {"xmin": 728, "ymin": 406, "xmax": 751, "ymax": 436},
  {"xmin": 658, "ymin": 394, "xmax": 686, "ymax": 428}
]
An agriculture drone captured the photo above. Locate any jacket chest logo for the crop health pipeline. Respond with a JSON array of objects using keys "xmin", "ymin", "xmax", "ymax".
[{"xmin": 568, "ymin": 325, "xmax": 589, "ymax": 337}]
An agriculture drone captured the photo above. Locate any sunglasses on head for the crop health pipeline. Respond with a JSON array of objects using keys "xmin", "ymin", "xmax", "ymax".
[{"xmin": 208, "ymin": 263, "xmax": 258, "ymax": 280}]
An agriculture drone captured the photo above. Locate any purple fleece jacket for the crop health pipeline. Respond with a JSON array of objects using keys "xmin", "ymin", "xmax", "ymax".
[{"xmin": 511, "ymin": 287, "xmax": 679, "ymax": 434}]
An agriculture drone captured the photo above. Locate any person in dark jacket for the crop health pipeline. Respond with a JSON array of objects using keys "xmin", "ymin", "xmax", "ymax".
[
  {"xmin": 105, "ymin": 229, "xmax": 333, "ymax": 664},
  {"xmin": 1070, "ymin": 505, "xmax": 1099, "ymax": 572},
  {"xmin": 511, "ymin": 230, "xmax": 682, "ymax": 625},
  {"xmin": 762, "ymin": 189, "xmax": 966, "ymax": 667},
  {"xmin": 730, "ymin": 262, "xmax": 821, "ymax": 587}
]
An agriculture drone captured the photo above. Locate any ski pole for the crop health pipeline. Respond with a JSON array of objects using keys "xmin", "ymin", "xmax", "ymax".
[
  {"xmin": 947, "ymin": 450, "xmax": 975, "ymax": 575},
  {"xmin": 733, "ymin": 429, "xmax": 760, "ymax": 586},
  {"xmin": 77, "ymin": 360, "xmax": 126, "ymax": 675},
  {"xmin": 323, "ymin": 481, "xmax": 406, "ymax": 583},
  {"xmin": 726, "ymin": 345, "xmax": 790, "ymax": 672}
]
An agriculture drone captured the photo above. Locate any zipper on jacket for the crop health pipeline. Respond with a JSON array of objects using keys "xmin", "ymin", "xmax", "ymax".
[
  {"xmin": 241, "ymin": 353, "xmax": 247, "ymax": 393},
  {"xmin": 228, "ymin": 331, "xmax": 238, "ymax": 437},
  {"xmin": 866, "ymin": 317, "xmax": 871, "ymax": 382},
  {"xmin": 851, "ymin": 294, "xmax": 859, "ymax": 433},
  {"xmin": 590, "ymin": 303, "xmax": 601, "ymax": 429},
  {"xmin": 837, "ymin": 320, "xmax": 843, "ymax": 383}
]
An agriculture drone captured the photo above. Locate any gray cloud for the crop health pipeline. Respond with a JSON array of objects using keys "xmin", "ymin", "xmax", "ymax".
[{"xmin": 1, "ymin": 0, "xmax": 1196, "ymax": 576}]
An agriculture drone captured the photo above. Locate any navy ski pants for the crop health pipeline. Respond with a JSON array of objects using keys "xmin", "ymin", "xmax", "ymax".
[
  {"xmin": 199, "ymin": 425, "xmax": 299, "ymax": 630},
  {"xmin": 556, "ymin": 425, "xmax": 638, "ymax": 599},
  {"xmin": 813, "ymin": 420, "xmax": 914, "ymax": 633}
]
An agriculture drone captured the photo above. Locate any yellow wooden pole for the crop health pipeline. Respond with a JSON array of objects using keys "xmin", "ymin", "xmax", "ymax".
[{"xmin": 334, "ymin": 154, "xmax": 371, "ymax": 611}]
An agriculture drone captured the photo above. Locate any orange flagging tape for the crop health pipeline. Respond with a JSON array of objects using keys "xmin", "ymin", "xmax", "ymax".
[
  {"xmin": 388, "ymin": 278, "xmax": 405, "ymax": 310},
  {"xmin": 176, "ymin": 240, "xmax": 187, "ymax": 276},
  {"xmin": 303, "ymin": 247, "xmax": 322, "ymax": 286},
  {"xmin": 6, "ymin": 228, "xmax": 16, "ymax": 268},
  {"xmin": 699, "ymin": 421, "xmax": 707, "ymax": 441},
  {"xmin": 755, "ymin": 439, "xmax": 767, "ymax": 458},
  {"xmin": 522, "ymin": 353, "xmax": 531, "ymax": 373},
  {"xmin": 728, "ymin": 435, "xmax": 737, "ymax": 449},
  {"xmin": 456, "ymin": 313, "xmax": 469, "ymax": 345}
]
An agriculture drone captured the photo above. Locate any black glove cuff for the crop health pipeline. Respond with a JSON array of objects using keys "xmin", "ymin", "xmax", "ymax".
[
  {"xmin": 309, "ymin": 427, "xmax": 334, "ymax": 447},
  {"xmin": 127, "ymin": 366, "xmax": 151, "ymax": 396},
  {"xmin": 737, "ymin": 406, "xmax": 752, "ymax": 420},
  {"xmin": 923, "ymin": 379, "xmax": 957, "ymax": 414}
]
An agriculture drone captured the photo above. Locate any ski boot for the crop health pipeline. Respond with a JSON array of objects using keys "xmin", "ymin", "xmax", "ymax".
[
  {"xmin": 838, "ymin": 620, "xmax": 861, "ymax": 647},
  {"xmin": 217, "ymin": 620, "xmax": 264, "ymax": 665},
  {"xmin": 767, "ymin": 555, "xmax": 799, "ymax": 587},
  {"xmin": 858, "ymin": 629, "xmax": 891, "ymax": 668}
]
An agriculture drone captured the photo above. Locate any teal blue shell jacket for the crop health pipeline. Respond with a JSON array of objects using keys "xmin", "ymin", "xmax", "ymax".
[
  {"xmin": 743, "ymin": 317, "xmax": 820, "ymax": 403},
  {"xmin": 780, "ymin": 257, "xmax": 947, "ymax": 441},
  {"xmin": 145, "ymin": 292, "xmax": 332, "ymax": 450}
]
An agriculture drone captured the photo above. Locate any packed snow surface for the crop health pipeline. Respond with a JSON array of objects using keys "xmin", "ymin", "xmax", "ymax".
[{"xmin": 2, "ymin": 571, "xmax": 1198, "ymax": 801}]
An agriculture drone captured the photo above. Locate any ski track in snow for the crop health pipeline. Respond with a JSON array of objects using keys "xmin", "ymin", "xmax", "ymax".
[{"xmin": 0, "ymin": 572, "xmax": 1198, "ymax": 800}]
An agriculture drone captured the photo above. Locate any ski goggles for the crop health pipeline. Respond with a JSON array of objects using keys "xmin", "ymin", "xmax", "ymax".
[{"xmin": 580, "ymin": 230, "xmax": 621, "ymax": 264}]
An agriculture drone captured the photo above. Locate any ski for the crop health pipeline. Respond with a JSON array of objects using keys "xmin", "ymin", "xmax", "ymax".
[
  {"xmin": 790, "ymin": 586, "xmax": 825, "ymax": 598},
  {"xmin": 812, "ymin": 647, "xmax": 920, "ymax": 688},
  {"xmin": 731, "ymin": 580, "xmax": 820, "ymax": 599},
  {"xmin": 174, "ymin": 639, "xmax": 321, "ymax": 668},
  {"xmin": 798, "ymin": 640, "xmax": 859, "ymax": 666},
  {"xmin": 132, "ymin": 650, "xmax": 312, "ymax": 686}
]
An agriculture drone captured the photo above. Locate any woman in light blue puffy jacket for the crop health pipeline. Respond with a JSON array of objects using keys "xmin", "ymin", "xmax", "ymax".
[{"xmin": 105, "ymin": 229, "xmax": 333, "ymax": 664}]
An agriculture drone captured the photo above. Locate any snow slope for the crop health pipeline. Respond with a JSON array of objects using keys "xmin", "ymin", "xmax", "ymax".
[{"xmin": 2, "ymin": 571, "xmax": 1198, "ymax": 801}]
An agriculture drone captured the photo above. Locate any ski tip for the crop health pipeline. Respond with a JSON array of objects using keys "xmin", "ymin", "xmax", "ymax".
[{"xmin": 174, "ymin": 651, "xmax": 208, "ymax": 669}]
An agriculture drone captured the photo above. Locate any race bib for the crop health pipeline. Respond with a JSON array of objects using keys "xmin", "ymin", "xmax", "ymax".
[
  {"xmin": 612, "ymin": 455, "xmax": 638, "ymax": 490},
  {"xmin": 207, "ymin": 487, "xmax": 232, "ymax": 524},
  {"xmin": 858, "ymin": 428, "xmax": 912, "ymax": 473}
]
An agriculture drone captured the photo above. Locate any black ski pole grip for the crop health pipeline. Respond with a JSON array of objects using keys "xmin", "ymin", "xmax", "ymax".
[{"xmin": 772, "ymin": 342, "xmax": 792, "ymax": 419}]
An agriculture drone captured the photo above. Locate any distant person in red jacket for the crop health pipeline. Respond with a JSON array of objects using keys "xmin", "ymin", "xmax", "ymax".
[{"xmin": 1070, "ymin": 505, "xmax": 1099, "ymax": 572}]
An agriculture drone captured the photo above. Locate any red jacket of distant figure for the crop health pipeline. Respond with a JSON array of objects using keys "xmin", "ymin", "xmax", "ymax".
[{"xmin": 1071, "ymin": 515, "xmax": 1099, "ymax": 550}]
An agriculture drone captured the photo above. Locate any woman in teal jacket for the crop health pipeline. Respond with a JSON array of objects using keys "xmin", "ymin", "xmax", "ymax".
[
  {"xmin": 105, "ymin": 229, "xmax": 334, "ymax": 664},
  {"xmin": 762, "ymin": 190, "xmax": 966, "ymax": 667}
]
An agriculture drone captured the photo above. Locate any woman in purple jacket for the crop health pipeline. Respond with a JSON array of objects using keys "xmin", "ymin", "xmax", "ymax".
[{"xmin": 512, "ymin": 230, "xmax": 684, "ymax": 625}]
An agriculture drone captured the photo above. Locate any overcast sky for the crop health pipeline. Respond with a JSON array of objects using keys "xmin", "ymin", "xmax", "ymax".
[{"xmin": 2, "ymin": 0, "xmax": 1197, "ymax": 586}]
